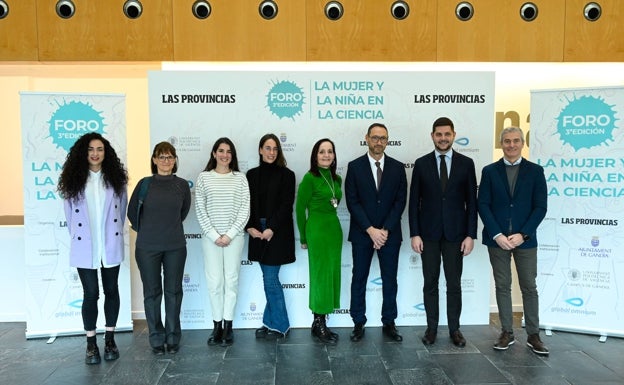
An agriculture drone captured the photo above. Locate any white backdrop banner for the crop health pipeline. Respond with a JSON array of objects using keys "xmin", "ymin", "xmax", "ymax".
[
  {"xmin": 531, "ymin": 86, "xmax": 624, "ymax": 337},
  {"xmin": 20, "ymin": 92, "xmax": 132, "ymax": 339},
  {"xmin": 148, "ymin": 70, "xmax": 495, "ymax": 329}
]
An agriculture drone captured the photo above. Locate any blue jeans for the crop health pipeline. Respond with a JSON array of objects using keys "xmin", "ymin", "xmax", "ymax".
[{"xmin": 260, "ymin": 263, "xmax": 290, "ymax": 334}]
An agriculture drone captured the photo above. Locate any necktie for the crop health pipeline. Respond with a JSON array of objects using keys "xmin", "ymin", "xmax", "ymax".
[
  {"xmin": 439, "ymin": 154, "xmax": 448, "ymax": 192},
  {"xmin": 375, "ymin": 161, "xmax": 382, "ymax": 191}
]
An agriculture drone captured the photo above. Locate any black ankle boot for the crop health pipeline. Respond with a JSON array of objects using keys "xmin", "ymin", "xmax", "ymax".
[
  {"xmin": 104, "ymin": 331, "xmax": 119, "ymax": 361},
  {"xmin": 311, "ymin": 314, "xmax": 337, "ymax": 345},
  {"xmin": 85, "ymin": 336, "xmax": 101, "ymax": 364},
  {"xmin": 207, "ymin": 320, "xmax": 223, "ymax": 346},
  {"xmin": 221, "ymin": 320, "xmax": 234, "ymax": 346}
]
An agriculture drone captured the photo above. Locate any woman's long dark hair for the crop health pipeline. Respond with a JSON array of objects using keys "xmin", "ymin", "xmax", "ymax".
[
  {"xmin": 203, "ymin": 137, "xmax": 240, "ymax": 172},
  {"xmin": 58, "ymin": 132, "xmax": 128, "ymax": 200},
  {"xmin": 258, "ymin": 133, "xmax": 287, "ymax": 167},
  {"xmin": 309, "ymin": 138, "xmax": 338, "ymax": 181}
]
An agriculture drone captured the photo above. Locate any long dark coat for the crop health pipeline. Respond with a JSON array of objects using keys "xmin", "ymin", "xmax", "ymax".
[{"xmin": 245, "ymin": 162, "xmax": 296, "ymax": 265}]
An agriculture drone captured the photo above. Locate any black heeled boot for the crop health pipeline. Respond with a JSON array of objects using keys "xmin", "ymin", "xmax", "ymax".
[
  {"xmin": 221, "ymin": 320, "xmax": 234, "ymax": 346},
  {"xmin": 311, "ymin": 314, "xmax": 337, "ymax": 345},
  {"xmin": 104, "ymin": 331, "xmax": 119, "ymax": 361},
  {"xmin": 85, "ymin": 335, "xmax": 101, "ymax": 365},
  {"xmin": 207, "ymin": 320, "xmax": 223, "ymax": 346}
]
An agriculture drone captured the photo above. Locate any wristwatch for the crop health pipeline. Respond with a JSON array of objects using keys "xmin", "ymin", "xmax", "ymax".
[{"xmin": 521, "ymin": 233, "xmax": 530, "ymax": 241}]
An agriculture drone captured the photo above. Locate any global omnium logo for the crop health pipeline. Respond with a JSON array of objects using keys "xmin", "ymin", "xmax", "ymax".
[
  {"xmin": 266, "ymin": 80, "xmax": 305, "ymax": 120},
  {"xmin": 556, "ymin": 95, "xmax": 618, "ymax": 151},
  {"xmin": 48, "ymin": 100, "xmax": 106, "ymax": 151}
]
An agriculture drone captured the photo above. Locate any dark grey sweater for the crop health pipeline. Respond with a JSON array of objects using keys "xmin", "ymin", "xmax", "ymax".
[{"xmin": 128, "ymin": 174, "xmax": 191, "ymax": 251}]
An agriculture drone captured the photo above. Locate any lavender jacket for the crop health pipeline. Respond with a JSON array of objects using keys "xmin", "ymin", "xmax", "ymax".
[{"xmin": 64, "ymin": 187, "xmax": 128, "ymax": 269}]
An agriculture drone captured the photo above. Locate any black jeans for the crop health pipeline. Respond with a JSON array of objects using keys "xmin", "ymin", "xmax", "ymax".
[
  {"xmin": 77, "ymin": 265, "xmax": 121, "ymax": 331},
  {"xmin": 135, "ymin": 247, "xmax": 187, "ymax": 347}
]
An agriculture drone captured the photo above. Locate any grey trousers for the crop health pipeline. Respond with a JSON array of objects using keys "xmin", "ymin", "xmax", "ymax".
[{"xmin": 488, "ymin": 246, "xmax": 540, "ymax": 335}]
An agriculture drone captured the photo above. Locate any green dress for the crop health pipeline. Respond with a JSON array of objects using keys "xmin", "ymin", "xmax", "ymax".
[{"xmin": 295, "ymin": 168, "xmax": 343, "ymax": 314}]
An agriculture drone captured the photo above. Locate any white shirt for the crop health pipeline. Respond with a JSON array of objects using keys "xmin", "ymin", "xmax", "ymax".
[
  {"xmin": 85, "ymin": 170, "xmax": 108, "ymax": 268},
  {"xmin": 435, "ymin": 148, "xmax": 453, "ymax": 178},
  {"xmin": 367, "ymin": 153, "xmax": 385, "ymax": 188}
]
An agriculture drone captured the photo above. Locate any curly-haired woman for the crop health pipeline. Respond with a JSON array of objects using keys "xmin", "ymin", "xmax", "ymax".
[{"xmin": 58, "ymin": 132, "xmax": 128, "ymax": 364}]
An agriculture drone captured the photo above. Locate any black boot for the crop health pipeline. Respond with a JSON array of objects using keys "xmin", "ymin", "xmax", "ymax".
[
  {"xmin": 207, "ymin": 320, "xmax": 223, "ymax": 346},
  {"xmin": 104, "ymin": 331, "xmax": 119, "ymax": 361},
  {"xmin": 311, "ymin": 314, "xmax": 337, "ymax": 345},
  {"xmin": 85, "ymin": 335, "xmax": 101, "ymax": 365},
  {"xmin": 221, "ymin": 320, "xmax": 234, "ymax": 346},
  {"xmin": 325, "ymin": 314, "xmax": 340, "ymax": 341}
]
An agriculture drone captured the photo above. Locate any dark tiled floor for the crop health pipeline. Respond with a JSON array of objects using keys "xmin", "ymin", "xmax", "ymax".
[{"xmin": 1, "ymin": 315, "xmax": 623, "ymax": 385}]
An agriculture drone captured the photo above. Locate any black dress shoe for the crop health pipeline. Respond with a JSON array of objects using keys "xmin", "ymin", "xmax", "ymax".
[
  {"xmin": 167, "ymin": 344, "xmax": 179, "ymax": 354},
  {"xmin": 255, "ymin": 326, "xmax": 269, "ymax": 339},
  {"xmin": 450, "ymin": 330, "xmax": 466, "ymax": 347},
  {"xmin": 422, "ymin": 328, "xmax": 437, "ymax": 345},
  {"xmin": 350, "ymin": 323, "xmax": 365, "ymax": 342},
  {"xmin": 382, "ymin": 323, "xmax": 403, "ymax": 342},
  {"xmin": 152, "ymin": 346, "xmax": 165, "ymax": 355}
]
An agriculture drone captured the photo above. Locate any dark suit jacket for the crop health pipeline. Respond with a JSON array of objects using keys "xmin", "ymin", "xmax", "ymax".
[
  {"xmin": 409, "ymin": 150, "xmax": 478, "ymax": 242},
  {"xmin": 245, "ymin": 163, "xmax": 296, "ymax": 265},
  {"xmin": 345, "ymin": 153, "xmax": 407, "ymax": 245},
  {"xmin": 478, "ymin": 157, "xmax": 547, "ymax": 249}
]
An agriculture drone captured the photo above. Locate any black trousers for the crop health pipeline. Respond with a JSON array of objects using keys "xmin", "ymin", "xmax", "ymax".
[
  {"xmin": 77, "ymin": 265, "xmax": 120, "ymax": 331},
  {"xmin": 421, "ymin": 239, "xmax": 463, "ymax": 333},
  {"xmin": 349, "ymin": 241, "xmax": 400, "ymax": 326},
  {"xmin": 135, "ymin": 247, "xmax": 187, "ymax": 347}
]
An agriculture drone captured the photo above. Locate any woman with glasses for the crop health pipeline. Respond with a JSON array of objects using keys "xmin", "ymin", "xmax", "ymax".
[
  {"xmin": 246, "ymin": 134, "xmax": 296, "ymax": 339},
  {"xmin": 128, "ymin": 141, "xmax": 191, "ymax": 355},
  {"xmin": 58, "ymin": 132, "xmax": 128, "ymax": 364},
  {"xmin": 195, "ymin": 137, "xmax": 250, "ymax": 346}
]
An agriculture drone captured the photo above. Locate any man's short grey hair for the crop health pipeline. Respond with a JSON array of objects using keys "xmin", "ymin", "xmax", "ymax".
[{"xmin": 500, "ymin": 126, "xmax": 525, "ymax": 144}]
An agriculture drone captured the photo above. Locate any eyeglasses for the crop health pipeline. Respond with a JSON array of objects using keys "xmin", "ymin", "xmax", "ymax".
[
  {"xmin": 369, "ymin": 136, "xmax": 388, "ymax": 143},
  {"xmin": 157, "ymin": 155, "xmax": 175, "ymax": 162}
]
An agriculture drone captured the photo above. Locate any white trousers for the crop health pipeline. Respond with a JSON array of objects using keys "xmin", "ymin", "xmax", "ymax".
[{"xmin": 201, "ymin": 235, "xmax": 244, "ymax": 321}]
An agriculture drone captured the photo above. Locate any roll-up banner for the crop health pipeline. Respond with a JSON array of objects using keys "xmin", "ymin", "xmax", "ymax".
[
  {"xmin": 20, "ymin": 92, "xmax": 132, "ymax": 339},
  {"xmin": 531, "ymin": 86, "xmax": 624, "ymax": 338}
]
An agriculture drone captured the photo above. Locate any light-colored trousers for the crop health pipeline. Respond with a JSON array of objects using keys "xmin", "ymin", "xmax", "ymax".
[{"xmin": 201, "ymin": 235, "xmax": 244, "ymax": 321}]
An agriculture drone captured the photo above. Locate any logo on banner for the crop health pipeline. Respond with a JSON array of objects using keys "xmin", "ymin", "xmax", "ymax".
[
  {"xmin": 565, "ymin": 297, "xmax": 584, "ymax": 307},
  {"xmin": 455, "ymin": 137, "xmax": 470, "ymax": 146},
  {"xmin": 567, "ymin": 269, "xmax": 581, "ymax": 281},
  {"xmin": 49, "ymin": 101, "xmax": 106, "ymax": 151},
  {"xmin": 556, "ymin": 95, "xmax": 618, "ymax": 150},
  {"xmin": 279, "ymin": 133, "xmax": 297, "ymax": 152},
  {"xmin": 591, "ymin": 236, "xmax": 599, "ymax": 247},
  {"xmin": 266, "ymin": 80, "xmax": 305, "ymax": 120}
]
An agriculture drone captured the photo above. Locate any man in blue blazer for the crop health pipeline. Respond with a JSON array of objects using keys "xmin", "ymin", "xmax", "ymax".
[
  {"xmin": 478, "ymin": 126, "xmax": 549, "ymax": 356},
  {"xmin": 409, "ymin": 117, "xmax": 477, "ymax": 348},
  {"xmin": 345, "ymin": 122, "xmax": 407, "ymax": 342}
]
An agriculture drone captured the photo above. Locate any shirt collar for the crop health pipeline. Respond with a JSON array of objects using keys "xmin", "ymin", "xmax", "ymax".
[
  {"xmin": 503, "ymin": 157, "xmax": 522, "ymax": 166},
  {"xmin": 434, "ymin": 148, "xmax": 453, "ymax": 159},
  {"xmin": 367, "ymin": 153, "xmax": 385, "ymax": 167}
]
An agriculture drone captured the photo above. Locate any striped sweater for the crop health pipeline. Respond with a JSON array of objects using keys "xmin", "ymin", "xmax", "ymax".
[{"xmin": 195, "ymin": 170, "xmax": 250, "ymax": 242}]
